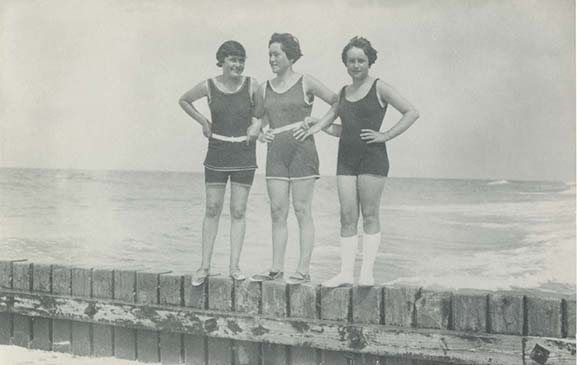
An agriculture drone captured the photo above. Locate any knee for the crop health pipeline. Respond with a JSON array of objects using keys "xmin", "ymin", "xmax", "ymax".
[
  {"xmin": 230, "ymin": 205, "xmax": 246, "ymax": 220},
  {"xmin": 270, "ymin": 204, "xmax": 288, "ymax": 223},
  {"xmin": 362, "ymin": 210, "xmax": 380, "ymax": 230},
  {"xmin": 293, "ymin": 202, "xmax": 311, "ymax": 222},
  {"xmin": 205, "ymin": 203, "xmax": 223, "ymax": 218},
  {"xmin": 340, "ymin": 209, "xmax": 359, "ymax": 229}
]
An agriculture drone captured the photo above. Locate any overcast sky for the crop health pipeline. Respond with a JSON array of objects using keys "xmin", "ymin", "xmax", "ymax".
[{"xmin": 0, "ymin": 0, "xmax": 574, "ymax": 181}]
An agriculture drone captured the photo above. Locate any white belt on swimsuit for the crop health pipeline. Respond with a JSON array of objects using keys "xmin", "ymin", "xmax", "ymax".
[
  {"xmin": 211, "ymin": 133, "xmax": 248, "ymax": 143},
  {"xmin": 269, "ymin": 122, "xmax": 304, "ymax": 135}
]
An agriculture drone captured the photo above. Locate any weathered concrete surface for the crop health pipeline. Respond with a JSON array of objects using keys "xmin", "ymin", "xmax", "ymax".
[
  {"xmin": 234, "ymin": 340, "xmax": 261, "ymax": 365},
  {"xmin": 566, "ymin": 300, "xmax": 576, "ymax": 338},
  {"xmin": 489, "ymin": 294, "xmax": 523, "ymax": 335},
  {"xmin": 159, "ymin": 274, "xmax": 182, "ymax": 306},
  {"xmin": 71, "ymin": 321, "xmax": 91, "ymax": 356},
  {"xmin": 136, "ymin": 329, "xmax": 160, "ymax": 363},
  {"xmin": 183, "ymin": 334, "xmax": 205, "ymax": 365},
  {"xmin": 262, "ymin": 281, "xmax": 287, "ymax": 318},
  {"xmin": 321, "ymin": 286, "xmax": 351, "ymax": 322},
  {"xmin": 3, "ymin": 289, "xmax": 567, "ymax": 364},
  {"xmin": 12, "ymin": 262, "xmax": 31, "ymax": 291},
  {"xmin": 289, "ymin": 283, "xmax": 318, "ymax": 319},
  {"xmin": 52, "ymin": 266, "xmax": 71, "ymax": 296},
  {"xmin": 208, "ymin": 276, "xmax": 233, "ymax": 312},
  {"xmin": 0, "ymin": 261, "xmax": 11, "ymax": 290},
  {"xmin": 526, "ymin": 296, "xmax": 562, "ymax": 338},
  {"xmin": 0, "ymin": 312, "xmax": 11, "ymax": 344},
  {"xmin": 71, "ymin": 268, "xmax": 92, "ymax": 298},
  {"xmin": 31, "ymin": 317, "xmax": 50, "ymax": 350},
  {"xmin": 32, "ymin": 264, "xmax": 51, "ymax": 293},
  {"xmin": 452, "ymin": 293, "xmax": 487, "ymax": 332},
  {"xmin": 183, "ymin": 275, "xmax": 206, "ymax": 310},
  {"xmin": 234, "ymin": 280, "xmax": 261, "ymax": 315},
  {"xmin": 92, "ymin": 269, "xmax": 113, "ymax": 299},
  {"xmin": 113, "ymin": 270, "xmax": 136, "ymax": 303},
  {"xmin": 352, "ymin": 286, "xmax": 382, "ymax": 325},
  {"xmin": 160, "ymin": 332, "xmax": 182, "ymax": 364},
  {"xmin": 136, "ymin": 272, "xmax": 158, "ymax": 305},
  {"xmin": 93, "ymin": 323, "xmax": 113, "ymax": 357},
  {"xmin": 207, "ymin": 337, "xmax": 232, "ymax": 365}
]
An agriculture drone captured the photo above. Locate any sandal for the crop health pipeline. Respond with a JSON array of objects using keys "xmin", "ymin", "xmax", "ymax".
[
  {"xmin": 286, "ymin": 272, "xmax": 311, "ymax": 285},
  {"xmin": 191, "ymin": 268, "xmax": 209, "ymax": 287},
  {"xmin": 249, "ymin": 270, "xmax": 283, "ymax": 282},
  {"xmin": 229, "ymin": 269, "xmax": 246, "ymax": 281}
]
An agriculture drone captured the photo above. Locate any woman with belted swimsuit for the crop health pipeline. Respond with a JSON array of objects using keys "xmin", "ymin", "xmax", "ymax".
[
  {"xmin": 250, "ymin": 33, "xmax": 338, "ymax": 285},
  {"xmin": 179, "ymin": 41, "xmax": 261, "ymax": 286},
  {"xmin": 296, "ymin": 36, "xmax": 420, "ymax": 287}
]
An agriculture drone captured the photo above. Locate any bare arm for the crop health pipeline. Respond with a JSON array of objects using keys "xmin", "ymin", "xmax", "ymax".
[
  {"xmin": 323, "ymin": 123, "xmax": 342, "ymax": 137},
  {"xmin": 178, "ymin": 81, "xmax": 212, "ymax": 138},
  {"xmin": 253, "ymin": 81, "xmax": 275, "ymax": 143},
  {"xmin": 305, "ymin": 74, "xmax": 338, "ymax": 105},
  {"xmin": 293, "ymin": 75, "xmax": 339, "ymax": 140},
  {"xmin": 360, "ymin": 80, "xmax": 420, "ymax": 144},
  {"xmin": 246, "ymin": 77, "xmax": 262, "ymax": 143}
]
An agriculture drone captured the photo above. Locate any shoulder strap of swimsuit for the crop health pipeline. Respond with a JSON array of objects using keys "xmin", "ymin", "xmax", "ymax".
[
  {"xmin": 206, "ymin": 79, "xmax": 214, "ymax": 104},
  {"xmin": 373, "ymin": 78, "xmax": 386, "ymax": 109},
  {"xmin": 339, "ymin": 85, "xmax": 347, "ymax": 99}
]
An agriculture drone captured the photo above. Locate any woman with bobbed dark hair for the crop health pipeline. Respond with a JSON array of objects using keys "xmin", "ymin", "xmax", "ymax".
[
  {"xmin": 179, "ymin": 40, "xmax": 261, "ymax": 286},
  {"xmin": 250, "ymin": 33, "xmax": 338, "ymax": 284},
  {"xmin": 295, "ymin": 36, "xmax": 419, "ymax": 287}
]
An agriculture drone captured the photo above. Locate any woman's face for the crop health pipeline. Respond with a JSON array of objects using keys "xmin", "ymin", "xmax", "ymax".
[
  {"xmin": 222, "ymin": 55, "xmax": 245, "ymax": 78},
  {"xmin": 345, "ymin": 47, "xmax": 370, "ymax": 80},
  {"xmin": 268, "ymin": 42, "xmax": 291, "ymax": 74}
]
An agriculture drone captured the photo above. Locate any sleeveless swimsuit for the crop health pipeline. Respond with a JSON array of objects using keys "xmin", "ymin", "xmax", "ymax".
[
  {"xmin": 264, "ymin": 76, "xmax": 319, "ymax": 180},
  {"xmin": 204, "ymin": 77, "xmax": 257, "ymax": 186},
  {"xmin": 337, "ymin": 79, "xmax": 389, "ymax": 176}
]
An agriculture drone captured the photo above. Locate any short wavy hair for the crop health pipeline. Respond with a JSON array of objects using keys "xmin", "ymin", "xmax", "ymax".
[
  {"xmin": 341, "ymin": 36, "xmax": 378, "ymax": 66},
  {"xmin": 268, "ymin": 33, "xmax": 303, "ymax": 64},
  {"xmin": 216, "ymin": 40, "xmax": 246, "ymax": 67}
]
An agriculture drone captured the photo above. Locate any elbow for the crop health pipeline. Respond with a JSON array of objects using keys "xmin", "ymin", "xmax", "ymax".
[
  {"xmin": 178, "ymin": 97, "xmax": 191, "ymax": 109},
  {"xmin": 410, "ymin": 109, "xmax": 420, "ymax": 121}
]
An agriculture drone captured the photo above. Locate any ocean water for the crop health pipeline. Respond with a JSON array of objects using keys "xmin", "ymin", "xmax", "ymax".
[{"xmin": 0, "ymin": 167, "xmax": 574, "ymax": 295}]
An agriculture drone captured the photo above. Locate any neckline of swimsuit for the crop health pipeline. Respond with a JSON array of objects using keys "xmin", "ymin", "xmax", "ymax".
[
  {"xmin": 211, "ymin": 76, "xmax": 247, "ymax": 95},
  {"xmin": 343, "ymin": 78, "xmax": 378, "ymax": 103},
  {"xmin": 267, "ymin": 75, "xmax": 302, "ymax": 95}
]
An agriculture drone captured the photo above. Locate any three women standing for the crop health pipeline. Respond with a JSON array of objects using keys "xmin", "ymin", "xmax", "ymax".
[{"xmin": 179, "ymin": 35, "xmax": 419, "ymax": 287}]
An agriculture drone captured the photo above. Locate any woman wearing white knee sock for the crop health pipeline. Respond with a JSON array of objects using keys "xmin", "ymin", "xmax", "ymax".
[{"xmin": 295, "ymin": 37, "xmax": 419, "ymax": 287}]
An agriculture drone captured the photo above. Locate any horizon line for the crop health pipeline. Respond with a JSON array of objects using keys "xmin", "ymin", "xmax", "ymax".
[{"xmin": 0, "ymin": 165, "xmax": 574, "ymax": 184}]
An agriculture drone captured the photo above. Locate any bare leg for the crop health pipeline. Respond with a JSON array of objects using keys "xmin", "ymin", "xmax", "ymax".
[
  {"xmin": 291, "ymin": 178, "xmax": 316, "ymax": 274},
  {"xmin": 229, "ymin": 183, "xmax": 251, "ymax": 274},
  {"xmin": 358, "ymin": 174, "xmax": 387, "ymax": 286},
  {"xmin": 358, "ymin": 175, "xmax": 386, "ymax": 234},
  {"xmin": 266, "ymin": 179, "xmax": 290, "ymax": 272},
  {"xmin": 200, "ymin": 184, "xmax": 226, "ymax": 270},
  {"xmin": 338, "ymin": 175, "xmax": 360, "ymax": 237},
  {"xmin": 322, "ymin": 176, "xmax": 360, "ymax": 287}
]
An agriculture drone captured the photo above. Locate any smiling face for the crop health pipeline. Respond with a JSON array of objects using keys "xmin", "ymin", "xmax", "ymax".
[
  {"xmin": 345, "ymin": 47, "xmax": 370, "ymax": 80},
  {"xmin": 222, "ymin": 55, "xmax": 245, "ymax": 78},
  {"xmin": 268, "ymin": 42, "xmax": 291, "ymax": 74}
]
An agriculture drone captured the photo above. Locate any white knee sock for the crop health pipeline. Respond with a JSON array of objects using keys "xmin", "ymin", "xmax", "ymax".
[
  {"xmin": 359, "ymin": 232, "xmax": 381, "ymax": 286},
  {"xmin": 322, "ymin": 235, "xmax": 358, "ymax": 287}
]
